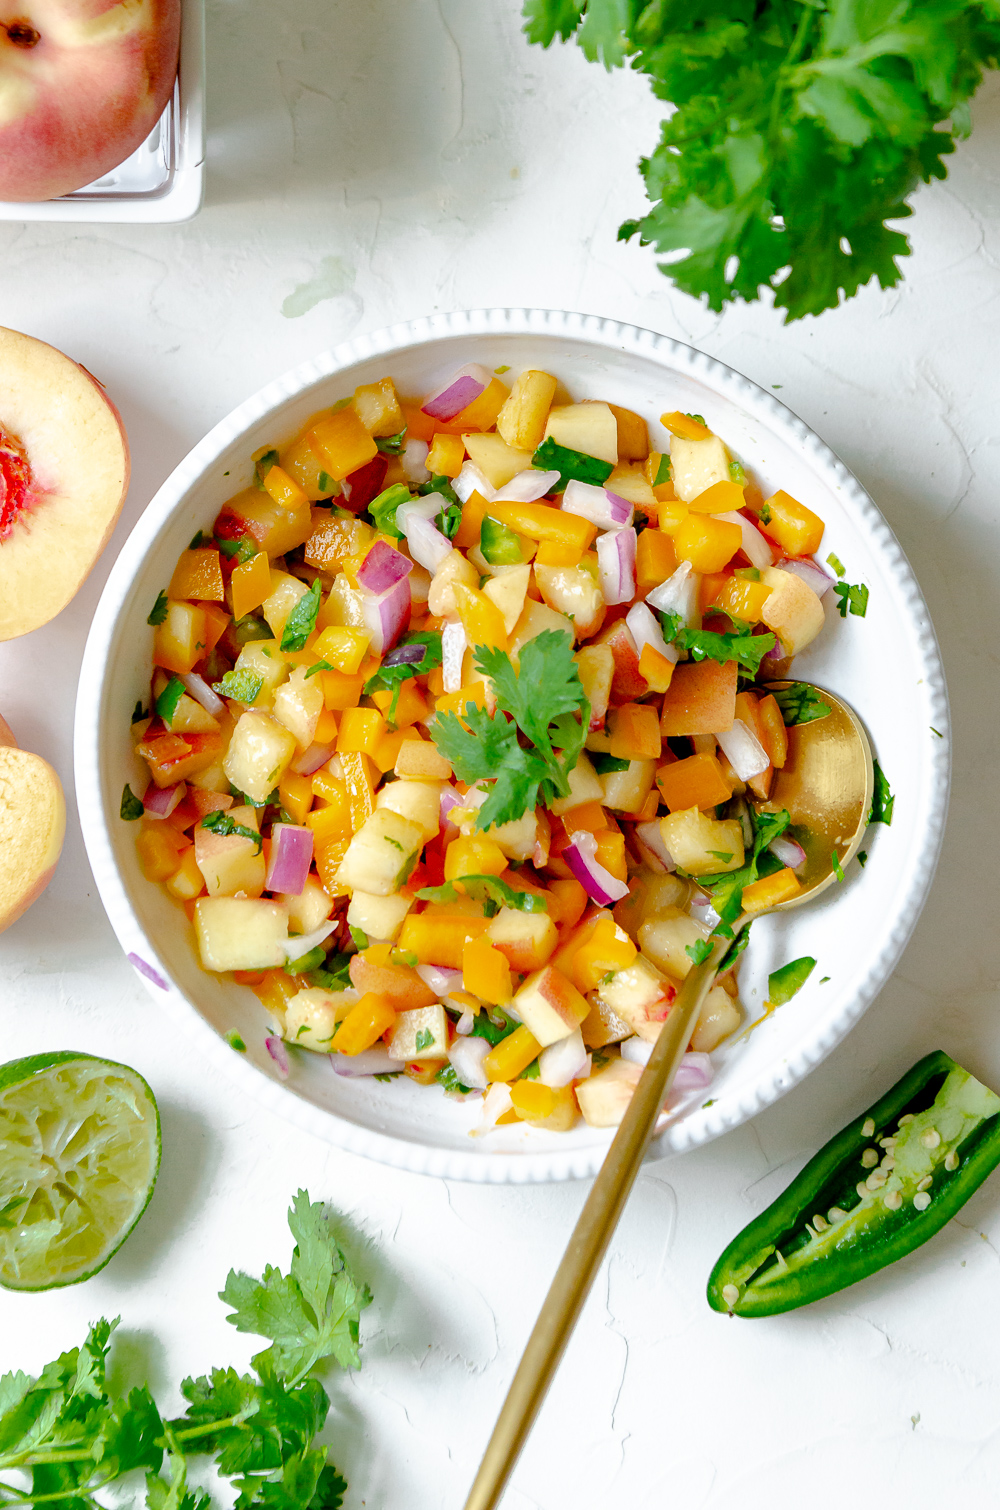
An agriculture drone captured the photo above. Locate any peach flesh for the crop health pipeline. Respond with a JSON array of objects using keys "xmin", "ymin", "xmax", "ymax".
[
  {"xmin": 0, "ymin": 424, "xmax": 31, "ymax": 538},
  {"xmin": 0, "ymin": 717, "xmax": 66, "ymax": 934}
]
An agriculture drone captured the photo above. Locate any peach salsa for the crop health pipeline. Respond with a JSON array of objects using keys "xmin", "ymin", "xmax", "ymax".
[{"xmin": 123, "ymin": 364, "xmax": 853, "ymax": 1135}]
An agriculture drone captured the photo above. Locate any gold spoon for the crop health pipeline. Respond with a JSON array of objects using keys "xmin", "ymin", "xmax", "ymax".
[{"xmin": 462, "ymin": 682, "xmax": 874, "ymax": 1510}]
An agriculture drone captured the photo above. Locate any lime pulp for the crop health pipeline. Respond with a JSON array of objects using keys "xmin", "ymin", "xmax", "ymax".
[{"xmin": 0, "ymin": 1052, "xmax": 160, "ymax": 1291}]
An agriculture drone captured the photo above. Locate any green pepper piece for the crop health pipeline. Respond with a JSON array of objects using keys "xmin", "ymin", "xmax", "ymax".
[
  {"xmin": 479, "ymin": 515, "xmax": 523, "ymax": 566},
  {"xmin": 708, "ymin": 1051, "xmax": 1000, "ymax": 1317}
]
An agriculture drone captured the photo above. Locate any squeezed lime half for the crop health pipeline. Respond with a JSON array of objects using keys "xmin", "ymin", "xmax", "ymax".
[{"xmin": 0, "ymin": 1052, "xmax": 160, "ymax": 1291}]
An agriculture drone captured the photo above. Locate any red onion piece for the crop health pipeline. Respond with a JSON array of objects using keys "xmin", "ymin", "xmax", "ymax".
[
  {"xmin": 402, "ymin": 438, "xmax": 430, "ymax": 485},
  {"xmin": 439, "ymin": 787, "xmax": 463, "ymax": 827},
  {"xmin": 761, "ymin": 640, "xmax": 785, "ymax": 666},
  {"xmin": 494, "ymin": 468, "xmax": 561, "ymax": 504},
  {"xmin": 538, "ymin": 1029, "xmax": 588, "ymax": 1088},
  {"xmin": 291, "ymin": 741, "xmax": 336, "ymax": 775},
  {"xmin": 714, "ymin": 720, "xmax": 769, "ymax": 780},
  {"xmin": 562, "ymin": 478, "xmax": 633, "ymax": 532},
  {"xmin": 357, "ymin": 539, "xmax": 413, "ymax": 594},
  {"xmin": 453, "ymin": 460, "xmax": 496, "ymax": 503},
  {"xmin": 265, "ymin": 1036, "xmax": 290, "ymax": 1077},
  {"xmin": 421, "ymin": 363, "xmax": 492, "ymax": 420},
  {"xmin": 339, "ymin": 454, "xmax": 388, "ymax": 514},
  {"xmin": 403, "ymin": 509, "xmax": 451, "ymax": 573},
  {"xmin": 626, "ymin": 602, "xmax": 679, "ymax": 665},
  {"xmin": 717, "ymin": 510, "xmax": 774, "ymax": 570},
  {"xmin": 265, "ymin": 823, "xmax": 314, "ymax": 896},
  {"xmin": 597, "ymin": 527, "xmax": 636, "ymax": 606},
  {"xmin": 779, "ymin": 556, "xmax": 835, "ymax": 598},
  {"xmin": 564, "ymin": 829, "xmax": 630, "ymax": 905},
  {"xmin": 330, "ymin": 1045, "xmax": 397, "ymax": 1077},
  {"xmin": 144, "ymin": 781, "xmax": 185, "ymax": 819},
  {"xmin": 636, "ymin": 820, "xmax": 676, "ymax": 872},
  {"xmin": 360, "ymin": 575, "xmax": 411, "ymax": 655},
  {"xmin": 180, "ymin": 672, "xmax": 225, "ymax": 718},
  {"xmin": 646, "ymin": 561, "xmax": 699, "ymax": 625},
  {"xmin": 441, "ymin": 619, "xmax": 468, "ymax": 693},
  {"xmin": 673, "ymin": 1051, "xmax": 714, "ymax": 1091},
  {"xmin": 128, "ymin": 952, "xmax": 168, "ymax": 990},
  {"xmin": 383, "ymin": 642, "xmax": 426, "ymax": 668},
  {"xmin": 770, "ymin": 834, "xmax": 807, "ymax": 869},
  {"xmin": 447, "ymin": 1036, "xmax": 491, "ymax": 1091}
]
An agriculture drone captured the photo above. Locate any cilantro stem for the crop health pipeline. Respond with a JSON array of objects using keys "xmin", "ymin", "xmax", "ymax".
[{"xmin": 172, "ymin": 1408, "xmax": 259, "ymax": 1443}]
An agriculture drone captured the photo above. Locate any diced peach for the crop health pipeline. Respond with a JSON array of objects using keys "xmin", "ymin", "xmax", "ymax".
[
  {"xmin": 660, "ymin": 660, "xmax": 737, "ymax": 737},
  {"xmin": 496, "ymin": 370, "xmax": 558, "ymax": 451},
  {"xmin": 512, "ymin": 965, "xmax": 590, "ymax": 1047},
  {"xmin": 398, "ymin": 912, "xmax": 491, "ymax": 968},
  {"xmin": 607, "ymin": 703, "xmax": 661, "ymax": 761},
  {"xmin": 352, "ymin": 377, "xmax": 404, "ymax": 436},
  {"xmin": 349, "ymin": 945, "xmax": 437, "ymax": 1010},
  {"xmin": 741, "ymin": 867, "xmax": 802, "ymax": 912},
  {"xmin": 656, "ymin": 751, "xmax": 733, "ymax": 812},
  {"xmin": 759, "ymin": 566, "xmax": 825, "ymax": 655},
  {"xmin": 463, "ymin": 934, "xmax": 513, "ymax": 1004},
  {"xmin": 575, "ymin": 1058, "xmax": 643, "ymax": 1127},
  {"xmin": 306, "ymin": 409, "xmax": 378, "ymax": 482},
  {"xmin": 674, "ymin": 514, "xmax": 742, "ymax": 573},
  {"xmin": 758, "ymin": 490, "xmax": 824, "ymax": 558},
  {"xmin": 593, "ymin": 618, "xmax": 648, "ymax": 702},
  {"xmin": 486, "ymin": 908, "xmax": 558, "ymax": 973}
]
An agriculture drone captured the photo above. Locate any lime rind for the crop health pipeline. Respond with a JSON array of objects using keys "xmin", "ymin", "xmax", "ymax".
[{"xmin": 0, "ymin": 1052, "xmax": 160, "ymax": 1291}]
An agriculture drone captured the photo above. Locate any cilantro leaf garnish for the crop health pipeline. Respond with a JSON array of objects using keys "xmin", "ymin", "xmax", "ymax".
[
  {"xmin": 436, "ymin": 1064, "xmax": 475, "ymax": 1094},
  {"xmin": 367, "ymin": 484, "xmax": 411, "ymax": 539},
  {"xmin": 364, "ymin": 631, "xmax": 442, "ymax": 722},
  {"xmin": 430, "ymin": 630, "xmax": 590, "ymax": 830},
  {"xmin": 120, "ymin": 783, "xmax": 145, "ymax": 820},
  {"xmin": 470, "ymin": 1008, "xmax": 518, "ymax": 1046},
  {"xmin": 305, "ymin": 659, "xmax": 335, "ymax": 679},
  {"xmin": 833, "ymin": 580, "xmax": 869, "ymax": 618},
  {"xmin": 831, "ymin": 849, "xmax": 846, "ymax": 882},
  {"xmin": 217, "ymin": 536, "xmax": 258, "ymax": 564},
  {"xmin": 685, "ymin": 939, "xmax": 713, "ymax": 966},
  {"xmin": 870, "ymin": 760, "xmax": 894, "ymax": 825},
  {"xmin": 375, "ymin": 429, "xmax": 406, "ymax": 454},
  {"xmin": 213, "ymin": 668, "xmax": 264, "ymax": 705},
  {"xmin": 148, "ymin": 590, "xmax": 169, "ymax": 626},
  {"xmin": 306, "ymin": 953, "xmax": 353, "ymax": 990},
  {"xmin": 414, "ymin": 1028, "xmax": 434, "ymax": 1052},
  {"xmin": 652, "ymin": 453, "xmax": 671, "ymax": 486},
  {"xmin": 590, "ymin": 752, "xmax": 631, "ymax": 775},
  {"xmin": 531, "ymin": 436, "xmax": 614, "ymax": 490},
  {"xmin": 660, "ymin": 611, "xmax": 777, "ymax": 677},
  {"xmin": 416, "ymin": 874, "xmax": 548, "ymax": 915},
  {"xmin": 200, "ymin": 810, "xmax": 263, "ymax": 852},
  {"xmin": 225, "ymin": 1031, "xmax": 247, "ymax": 1051},
  {"xmin": 281, "ymin": 580, "xmax": 322, "ymax": 652},
  {"xmin": 772, "ymin": 684, "xmax": 831, "ymax": 726},
  {"xmin": 155, "ymin": 676, "xmax": 186, "ymax": 724},
  {"xmin": 132, "ymin": 699, "xmax": 150, "ymax": 724},
  {"xmin": 253, "ymin": 447, "xmax": 279, "ymax": 490},
  {"xmin": 768, "ymin": 956, "xmax": 817, "ymax": 1006}
]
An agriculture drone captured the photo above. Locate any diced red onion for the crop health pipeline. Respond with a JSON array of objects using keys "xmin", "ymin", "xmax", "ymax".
[
  {"xmin": 402, "ymin": 509, "xmax": 451, "ymax": 573},
  {"xmin": 402, "ymin": 438, "xmax": 429, "ymax": 486},
  {"xmin": 673, "ymin": 1051, "xmax": 714, "ymax": 1091},
  {"xmin": 689, "ymin": 894, "xmax": 721, "ymax": 929},
  {"xmin": 646, "ymin": 561, "xmax": 699, "ymax": 625},
  {"xmin": 494, "ymin": 468, "xmax": 561, "ymax": 504},
  {"xmin": 330, "ymin": 1045, "xmax": 397, "ymax": 1077},
  {"xmin": 717, "ymin": 510, "xmax": 774, "ymax": 570},
  {"xmin": 416, "ymin": 962, "xmax": 464, "ymax": 996},
  {"xmin": 447, "ymin": 1036, "xmax": 491, "ymax": 1092},
  {"xmin": 442, "ymin": 619, "xmax": 468, "ymax": 693},
  {"xmin": 357, "ymin": 539, "xmax": 413, "ymax": 595},
  {"xmin": 453, "ymin": 460, "xmax": 496, "ymax": 504},
  {"xmin": 265, "ymin": 1036, "xmax": 290, "ymax": 1077},
  {"xmin": 180, "ymin": 672, "xmax": 226, "ymax": 718},
  {"xmin": 439, "ymin": 787, "xmax": 463, "ymax": 827},
  {"xmin": 360, "ymin": 575, "xmax": 411, "ymax": 655},
  {"xmin": 564, "ymin": 829, "xmax": 630, "ymax": 905},
  {"xmin": 626, "ymin": 602, "xmax": 679, "ymax": 666},
  {"xmin": 714, "ymin": 721, "xmax": 769, "ymax": 780},
  {"xmin": 281, "ymin": 919, "xmax": 337, "ymax": 961},
  {"xmin": 421, "ymin": 363, "xmax": 492, "ymax": 421},
  {"xmin": 761, "ymin": 640, "xmax": 785, "ymax": 667},
  {"xmin": 562, "ymin": 479, "xmax": 633, "ymax": 531},
  {"xmin": 291, "ymin": 741, "xmax": 336, "ymax": 775},
  {"xmin": 779, "ymin": 557, "xmax": 835, "ymax": 598},
  {"xmin": 636, "ymin": 820, "xmax": 676, "ymax": 872},
  {"xmin": 383, "ymin": 642, "xmax": 426, "ymax": 668},
  {"xmin": 265, "ymin": 823, "xmax": 314, "ymax": 896},
  {"xmin": 597, "ymin": 527, "xmax": 636, "ymax": 606},
  {"xmin": 770, "ymin": 834, "xmax": 807, "ymax": 869},
  {"xmin": 472, "ymin": 1081, "xmax": 513, "ymax": 1135},
  {"xmin": 144, "ymin": 782, "xmax": 185, "ymax": 819},
  {"xmin": 538, "ymin": 1029, "xmax": 588, "ymax": 1088},
  {"xmin": 340, "ymin": 454, "xmax": 388, "ymax": 513},
  {"xmin": 456, "ymin": 1007, "xmax": 475, "ymax": 1036},
  {"xmin": 621, "ymin": 1035, "xmax": 652, "ymax": 1067}
]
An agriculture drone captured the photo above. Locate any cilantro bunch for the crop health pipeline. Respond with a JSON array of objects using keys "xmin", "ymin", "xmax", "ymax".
[
  {"xmin": 0, "ymin": 1192, "xmax": 370, "ymax": 1510},
  {"xmin": 430, "ymin": 630, "xmax": 590, "ymax": 831},
  {"xmin": 523, "ymin": 1, "xmax": 1000, "ymax": 318}
]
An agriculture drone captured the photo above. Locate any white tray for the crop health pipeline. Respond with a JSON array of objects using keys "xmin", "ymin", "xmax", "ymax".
[{"xmin": 0, "ymin": 0, "xmax": 204, "ymax": 224}]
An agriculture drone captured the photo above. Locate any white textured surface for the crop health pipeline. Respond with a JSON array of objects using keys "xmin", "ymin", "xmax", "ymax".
[{"xmin": 1, "ymin": 3, "xmax": 999, "ymax": 1505}]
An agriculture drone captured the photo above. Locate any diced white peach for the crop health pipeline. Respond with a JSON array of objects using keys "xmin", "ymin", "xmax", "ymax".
[
  {"xmin": 659, "ymin": 809, "xmax": 745, "ymax": 876},
  {"xmin": 283, "ymin": 986, "xmax": 357, "ymax": 1052},
  {"xmin": 549, "ymin": 752, "xmax": 604, "ymax": 816},
  {"xmin": 486, "ymin": 908, "xmax": 558, "ymax": 973},
  {"xmin": 335, "ymin": 808, "xmax": 423, "ymax": 896},
  {"xmin": 352, "ymin": 377, "xmax": 404, "ymax": 436},
  {"xmin": 347, "ymin": 888, "xmax": 413, "ymax": 942},
  {"xmin": 593, "ymin": 956, "xmax": 674, "ymax": 1042},
  {"xmin": 281, "ymin": 876, "xmax": 334, "ymax": 935},
  {"xmin": 580, "ymin": 996, "xmax": 634, "ymax": 1049},
  {"xmin": 194, "ymin": 805, "xmax": 265, "ymax": 898},
  {"xmin": 669, "ymin": 434, "xmax": 730, "ymax": 503},
  {"xmin": 509, "ymin": 598, "xmax": 575, "ymax": 657},
  {"xmin": 194, "ymin": 897, "xmax": 289, "ymax": 972},
  {"xmin": 322, "ymin": 572, "xmax": 368, "ymax": 629},
  {"xmin": 612, "ymin": 871, "xmax": 690, "ymax": 941},
  {"xmin": 273, "ymin": 665, "xmax": 324, "ymax": 751},
  {"xmin": 512, "ymin": 965, "xmax": 590, "ymax": 1047},
  {"xmin": 458, "ymin": 786, "xmax": 540, "ymax": 862},
  {"xmin": 153, "ymin": 601, "xmax": 205, "ymax": 676},
  {"xmin": 231, "ymin": 640, "xmax": 288, "ymax": 709},
  {"xmin": 533, "ymin": 563, "xmax": 605, "ymax": 641},
  {"xmin": 599, "ymin": 758, "xmax": 656, "ymax": 814},
  {"xmin": 262, "ymin": 571, "xmax": 310, "ymax": 640},
  {"xmin": 223, "ymin": 711, "xmax": 297, "ymax": 804},
  {"xmin": 222, "ymin": 488, "xmax": 312, "ymax": 557},
  {"xmin": 691, "ymin": 984, "xmax": 741, "ymax": 1052},
  {"xmin": 167, "ymin": 693, "xmax": 220, "ymax": 735},
  {"xmin": 575, "ymin": 643, "xmax": 614, "ymax": 730},
  {"xmin": 428, "ymin": 549, "xmax": 480, "ymax": 618},
  {"xmin": 638, "ymin": 909, "xmax": 709, "ymax": 980},
  {"xmin": 605, "ymin": 463, "xmax": 657, "ymax": 510},
  {"xmin": 375, "ymin": 779, "xmax": 443, "ymax": 843},
  {"xmin": 462, "ymin": 433, "xmax": 534, "ymax": 487},
  {"xmin": 543, "ymin": 402, "xmax": 618, "ymax": 466},
  {"xmin": 387, "ymin": 1004, "xmax": 450, "ymax": 1061},
  {"xmin": 759, "ymin": 566, "xmax": 826, "ymax": 655},
  {"xmin": 482, "ymin": 563, "xmax": 531, "ymax": 634},
  {"xmin": 575, "ymin": 1057, "xmax": 643, "ymax": 1127},
  {"xmin": 495, "ymin": 369, "xmax": 558, "ymax": 451}
]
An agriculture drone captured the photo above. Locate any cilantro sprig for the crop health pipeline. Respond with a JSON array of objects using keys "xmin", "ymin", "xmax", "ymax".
[
  {"xmin": 833, "ymin": 580, "xmax": 869, "ymax": 618},
  {"xmin": 430, "ymin": 630, "xmax": 590, "ymax": 830},
  {"xmin": 364, "ymin": 631, "xmax": 442, "ymax": 722},
  {"xmin": 200, "ymin": 810, "xmax": 263, "ymax": 852},
  {"xmin": 0, "ymin": 1192, "xmax": 369, "ymax": 1510},
  {"xmin": 660, "ymin": 610, "xmax": 776, "ymax": 677},
  {"xmin": 525, "ymin": 1, "xmax": 1000, "ymax": 320},
  {"xmin": 416, "ymin": 874, "xmax": 548, "ymax": 916},
  {"xmin": 772, "ymin": 683, "xmax": 831, "ymax": 726}
]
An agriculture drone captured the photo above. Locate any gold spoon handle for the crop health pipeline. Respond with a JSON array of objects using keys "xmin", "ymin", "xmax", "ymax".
[{"xmin": 462, "ymin": 947, "xmax": 723, "ymax": 1510}]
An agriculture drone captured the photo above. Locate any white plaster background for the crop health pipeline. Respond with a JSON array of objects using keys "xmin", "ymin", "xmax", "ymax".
[{"xmin": 2, "ymin": 2, "xmax": 1000, "ymax": 1505}]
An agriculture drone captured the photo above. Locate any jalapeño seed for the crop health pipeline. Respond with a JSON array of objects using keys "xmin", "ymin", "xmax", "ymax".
[
  {"xmin": 917, "ymin": 1175, "xmax": 933, "ymax": 1192},
  {"xmin": 920, "ymin": 1128, "xmax": 941, "ymax": 1149},
  {"xmin": 884, "ymin": 1189, "xmax": 903, "ymax": 1210},
  {"xmin": 913, "ymin": 1191, "xmax": 932, "ymax": 1211},
  {"xmin": 944, "ymin": 1151, "xmax": 960, "ymax": 1171},
  {"xmin": 861, "ymin": 1148, "xmax": 879, "ymax": 1167},
  {"xmin": 862, "ymin": 1117, "xmax": 876, "ymax": 1137},
  {"xmin": 722, "ymin": 1284, "xmax": 740, "ymax": 1307}
]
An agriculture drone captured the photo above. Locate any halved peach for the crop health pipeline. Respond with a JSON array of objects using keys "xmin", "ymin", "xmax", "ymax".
[
  {"xmin": 0, "ymin": 326, "xmax": 129, "ymax": 640},
  {"xmin": 0, "ymin": 717, "xmax": 65, "ymax": 932}
]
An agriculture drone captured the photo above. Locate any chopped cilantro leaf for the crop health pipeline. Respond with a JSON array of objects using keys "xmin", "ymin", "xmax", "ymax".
[
  {"xmin": 189, "ymin": 530, "xmax": 207, "ymax": 549},
  {"xmin": 702, "ymin": 1098, "xmax": 717, "ymax": 1108},
  {"xmin": 436, "ymin": 1064, "xmax": 475, "ymax": 1094},
  {"xmin": 931, "ymin": 726, "xmax": 943, "ymax": 738},
  {"xmin": 708, "ymin": 850, "xmax": 733, "ymax": 863},
  {"xmin": 349, "ymin": 925, "xmax": 369, "ymax": 950},
  {"xmin": 831, "ymin": 850, "xmax": 845, "ymax": 882},
  {"xmin": 147, "ymin": 589, "xmax": 168, "ymax": 626},
  {"xmin": 439, "ymin": 499, "xmax": 463, "ymax": 539},
  {"xmin": 280, "ymin": 580, "xmax": 322, "ymax": 652},
  {"xmin": 685, "ymin": 939, "xmax": 713, "ymax": 965},
  {"xmin": 225, "ymin": 1031, "xmax": 247, "ymax": 1052},
  {"xmin": 470, "ymin": 1008, "xmax": 518, "ymax": 1046},
  {"xmin": 660, "ymin": 612, "xmax": 776, "ymax": 677},
  {"xmin": 833, "ymin": 580, "xmax": 869, "ymax": 618},
  {"xmin": 590, "ymin": 752, "xmax": 631, "ymax": 775},
  {"xmin": 120, "ymin": 783, "xmax": 145, "ymax": 820},
  {"xmin": 870, "ymin": 761, "xmax": 894, "ymax": 825},
  {"xmin": 131, "ymin": 699, "xmax": 149, "ymax": 724},
  {"xmin": 367, "ymin": 483, "xmax": 411, "ymax": 539},
  {"xmin": 531, "ymin": 436, "xmax": 614, "ymax": 491},
  {"xmin": 252, "ymin": 447, "xmax": 279, "ymax": 490},
  {"xmin": 494, "ymin": 365, "xmax": 511, "ymax": 375},
  {"xmin": 217, "ymin": 535, "xmax": 258, "ymax": 564},
  {"xmin": 827, "ymin": 552, "xmax": 846, "ymax": 578},
  {"xmin": 653, "ymin": 453, "xmax": 671, "ymax": 486},
  {"xmin": 155, "ymin": 676, "xmax": 186, "ymax": 724},
  {"xmin": 772, "ymin": 684, "xmax": 831, "ymax": 726},
  {"xmin": 375, "ymin": 429, "xmax": 406, "ymax": 455},
  {"xmin": 213, "ymin": 668, "xmax": 264, "ymax": 705},
  {"xmin": 520, "ymin": 1059, "xmax": 541, "ymax": 1080},
  {"xmin": 417, "ymin": 875, "xmax": 548, "ymax": 913},
  {"xmin": 364, "ymin": 631, "xmax": 443, "ymax": 722},
  {"xmin": 306, "ymin": 953, "xmax": 353, "ymax": 990},
  {"xmin": 414, "ymin": 1029, "xmax": 434, "ymax": 1052},
  {"xmin": 305, "ymin": 659, "xmax": 334, "ymax": 679},
  {"xmin": 857, "ymin": 851, "xmax": 868, "ymax": 868},
  {"xmin": 200, "ymin": 810, "xmax": 262, "ymax": 852},
  {"xmin": 768, "ymin": 957, "xmax": 816, "ymax": 1006}
]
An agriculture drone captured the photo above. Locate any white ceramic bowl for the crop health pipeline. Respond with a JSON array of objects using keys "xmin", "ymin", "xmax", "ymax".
[{"xmin": 75, "ymin": 309, "xmax": 949, "ymax": 1183}]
